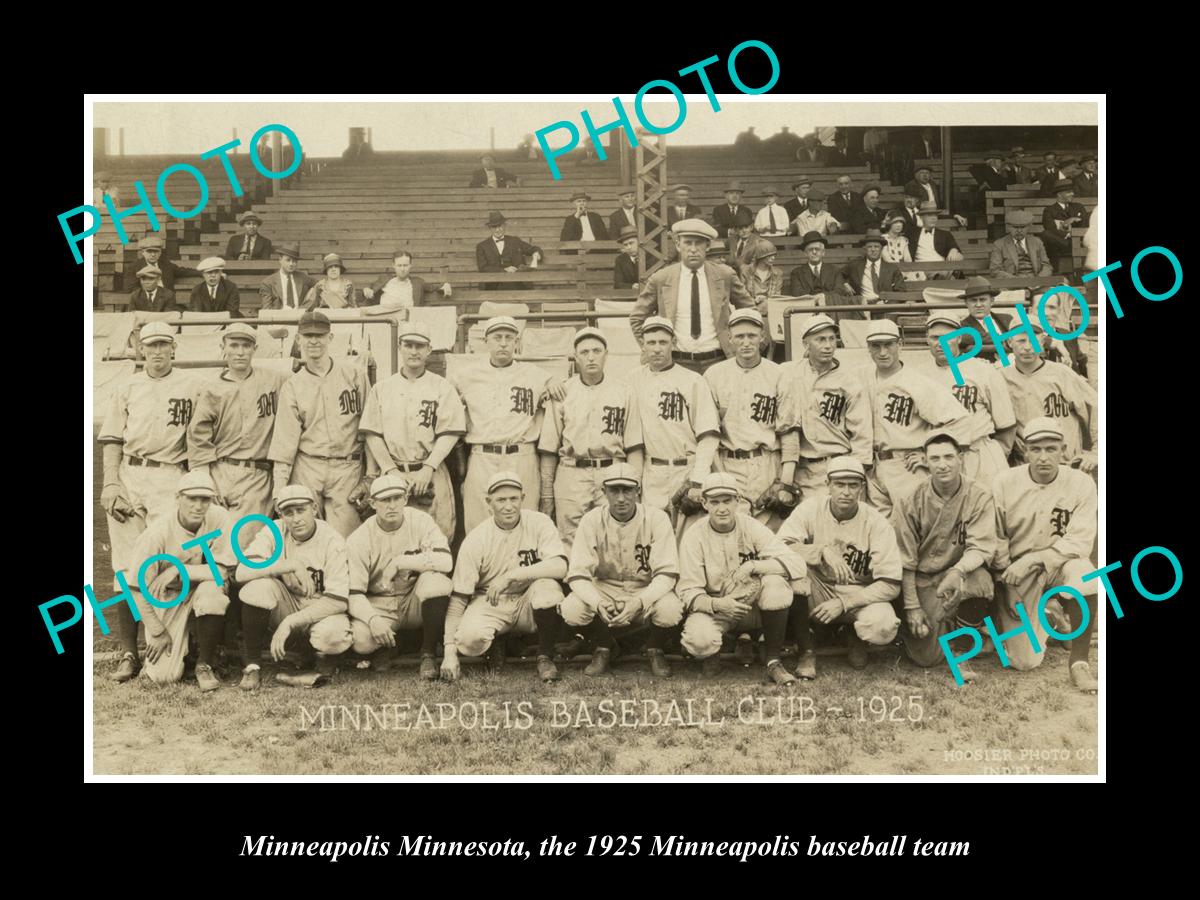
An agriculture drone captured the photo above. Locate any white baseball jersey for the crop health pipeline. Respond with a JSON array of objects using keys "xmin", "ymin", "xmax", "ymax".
[
  {"xmin": 999, "ymin": 359, "xmax": 1097, "ymax": 462},
  {"xmin": 864, "ymin": 364, "xmax": 971, "ymax": 452},
  {"xmin": 567, "ymin": 504, "xmax": 678, "ymax": 587},
  {"xmin": 98, "ymin": 368, "xmax": 197, "ymax": 464},
  {"xmin": 187, "ymin": 367, "xmax": 288, "ymax": 465},
  {"xmin": 677, "ymin": 513, "xmax": 807, "ymax": 608},
  {"xmin": 243, "ymin": 518, "xmax": 350, "ymax": 602},
  {"xmin": 778, "ymin": 358, "xmax": 873, "ymax": 465},
  {"xmin": 777, "ymin": 497, "xmax": 903, "ymax": 587},
  {"xmin": 451, "ymin": 509, "xmax": 566, "ymax": 598},
  {"xmin": 131, "ymin": 505, "xmax": 238, "ymax": 593},
  {"xmin": 359, "ymin": 369, "xmax": 466, "ymax": 465},
  {"xmin": 704, "ymin": 357, "xmax": 784, "ymax": 451},
  {"xmin": 269, "ymin": 358, "xmax": 370, "ymax": 462},
  {"xmin": 893, "ymin": 477, "xmax": 998, "ymax": 575},
  {"xmin": 538, "ymin": 374, "xmax": 642, "ymax": 459},
  {"xmin": 928, "ymin": 358, "xmax": 1016, "ymax": 445},
  {"xmin": 450, "ymin": 360, "xmax": 550, "ymax": 445},
  {"xmin": 627, "ymin": 363, "xmax": 721, "ymax": 459},
  {"xmin": 346, "ymin": 508, "xmax": 452, "ymax": 596},
  {"xmin": 992, "ymin": 465, "xmax": 1097, "ymax": 567}
]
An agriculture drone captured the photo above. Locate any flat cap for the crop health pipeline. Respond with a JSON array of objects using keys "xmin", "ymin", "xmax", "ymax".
[
  {"xmin": 1023, "ymin": 416, "xmax": 1065, "ymax": 444},
  {"xmin": 573, "ymin": 326, "xmax": 607, "ymax": 348},
  {"xmin": 801, "ymin": 313, "xmax": 839, "ymax": 339},
  {"xmin": 602, "ymin": 462, "xmax": 640, "ymax": 489},
  {"xmin": 672, "ymin": 183, "xmax": 693, "ymax": 192},
  {"xmin": 176, "ymin": 471, "xmax": 219, "ymax": 499},
  {"xmin": 237, "ymin": 210, "xmax": 263, "ymax": 225},
  {"xmin": 671, "ymin": 218, "xmax": 719, "ymax": 240},
  {"xmin": 723, "ymin": 182, "xmax": 745, "ymax": 193},
  {"xmin": 483, "ymin": 315, "xmax": 520, "ymax": 336},
  {"xmin": 641, "ymin": 315, "xmax": 675, "ymax": 336},
  {"xmin": 1053, "ymin": 181, "xmax": 1076, "ymax": 194},
  {"xmin": 826, "ymin": 456, "xmax": 866, "ymax": 481},
  {"xmin": 138, "ymin": 321, "xmax": 175, "ymax": 344},
  {"xmin": 807, "ymin": 190, "xmax": 827, "ymax": 202},
  {"xmin": 275, "ymin": 484, "xmax": 317, "ymax": 510},
  {"xmin": 370, "ymin": 473, "xmax": 410, "ymax": 500},
  {"xmin": 222, "ymin": 322, "xmax": 258, "ymax": 344},
  {"xmin": 865, "ymin": 319, "xmax": 901, "ymax": 342},
  {"xmin": 925, "ymin": 312, "xmax": 962, "ymax": 330},
  {"xmin": 486, "ymin": 470, "xmax": 524, "ymax": 494},
  {"xmin": 617, "ymin": 185, "xmax": 636, "ymax": 196},
  {"xmin": 617, "ymin": 225, "xmax": 638, "ymax": 242},
  {"xmin": 700, "ymin": 472, "xmax": 740, "ymax": 498},
  {"xmin": 728, "ymin": 308, "xmax": 765, "ymax": 328},
  {"xmin": 196, "ymin": 256, "xmax": 226, "ymax": 273},
  {"xmin": 139, "ymin": 235, "xmax": 165, "ymax": 250},
  {"xmin": 398, "ymin": 321, "xmax": 432, "ymax": 344},
  {"xmin": 136, "ymin": 264, "xmax": 162, "ymax": 279},
  {"xmin": 791, "ymin": 178, "xmax": 813, "ymax": 190},
  {"xmin": 297, "ymin": 310, "xmax": 331, "ymax": 334}
]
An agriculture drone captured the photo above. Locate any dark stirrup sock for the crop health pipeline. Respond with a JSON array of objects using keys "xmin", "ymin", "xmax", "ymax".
[
  {"xmin": 761, "ymin": 608, "xmax": 789, "ymax": 662},
  {"xmin": 646, "ymin": 624, "xmax": 671, "ymax": 650},
  {"xmin": 589, "ymin": 615, "xmax": 616, "ymax": 650},
  {"xmin": 196, "ymin": 615, "xmax": 226, "ymax": 667},
  {"xmin": 532, "ymin": 607, "xmax": 561, "ymax": 657},
  {"xmin": 1065, "ymin": 593, "xmax": 1096, "ymax": 666},
  {"xmin": 241, "ymin": 604, "xmax": 271, "ymax": 665},
  {"xmin": 420, "ymin": 596, "xmax": 450, "ymax": 655}
]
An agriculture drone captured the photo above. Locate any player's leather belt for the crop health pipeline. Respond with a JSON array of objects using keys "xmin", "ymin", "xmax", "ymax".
[
  {"xmin": 649, "ymin": 457, "xmax": 690, "ymax": 466},
  {"xmin": 218, "ymin": 457, "xmax": 271, "ymax": 471},
  {"xmin": 560, "ymin": 457, "xmax": 615, "ymax": 468},
  {"xmin": 875, "ymin": 448, "xmax": 919, "ymax": 460},
  {"xmin": 720, "ymin": 447, "xmax": 768, "ymax": 459},
  {"xmin": 390, "ymin": 461, "xmax": 428, "ymax": 472},
  {"xmin": 672, "ymin": 348, "xmax": 724, "ymax": 361},
  {"xmin": 299, "ymin": 451, "xmax": 363, "ymax": 462},
  {"xmin": 124, "ymin": 455, "xmax": 180, "ymax": 468},
  {"xmin": 476, "ymin": 443, "xmax": 523, "ymax": 454}
]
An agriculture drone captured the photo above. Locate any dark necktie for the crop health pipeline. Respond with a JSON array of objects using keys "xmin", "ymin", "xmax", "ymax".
[
  {"xmin": 737, "ymin": 239, "xmax": 745, "ymax": 257},
  {"xmin": 210, "ymin": 285, "xmax": 217, "ymax": 301},
  {"xmin": 768, "ymin": 207, "xmax": 778, "ymax": 232},
  {"xmin": 285, "ymin": 275, "xmax": 295, "ymax": 308},
  {"xmin": 867, "ymin": 261, "xmax": 877, "ymax": 294},
  {"xmin": 690, "ymin": 270, "xmax": 701, "ymax": 339},
  {"xmin": 244, "ymin": 235, "xmax": 252, "ymax": 255}
]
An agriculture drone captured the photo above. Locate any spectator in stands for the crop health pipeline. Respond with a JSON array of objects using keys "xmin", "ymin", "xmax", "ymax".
[
  {"xmin": 129, "ymin": 265, "xmax": 180, "ymax": 312},
  {"xmin": 667, "ymin": 184, "xmax": 702, "ymax": 227},
  {"xmin": 955, "ymin": 277, "xmax": 1011, "ymax": 364},
  {"xmin": 225, "ymin": 211, "xmax": 273, "ymax": 261},
  {"xmin": 1040, "ymin": 158, "xmax": 1080, "ymax": 197},
  {"xmin": 1074, "ymin": 155, "xmax": 1098, "ymax": 196},
  {"xmin": 755, "ymin": 187, "xmax": 790, "ymax": 237},
  {"xmin": 342, "ymin": 128, "xmax": 374, "ymax": 162},
  {"xmin": 989, "ymin": 209, "xmax": 1052, "ymax": 278},
  {"xmin": 913, "ymin": 201, "xmax": 963, "ymax": 278},
  {"xmin": 1034, "ymin": 151, "xmax": 1059, "ymax": 185},
  {"xmin": 189, "ymin": 257, "xmax": 241, "ymax": 318},
  {"xmin": 609, "ymin": 186, "xmax": 638, "ymax": 238},
  {"xmin": 560, "ymin": 192, "xmax": 609, "ymax": 250},
  {"xmin": 970, "ymin": 152, "xmax": 1014, "ymax": 193},
  {"xmin": 258, "ymin": 242, "xmax": 316, "ymax": 310},
  {"xmin": 788, "ymin": 232, "xmax": 846, "ymax": 310},
  {"xmin": 727, "ymin": 221, "xmax": 763, "ymax": 269},
  {"xmin": 827, "ymin": 175, "xmax": 865, "ymax": 226},
  {"xmin": 783, "ymin": 178, "xmax": 813, "ymax": 221},
  {"xmin": 913, "ymin": 128, "xmax": 940, "ymax": 160},
  {"xmin": 1003, "ymin": 147, "xmax": 1034, "ymax": 184},
  {"xmin": 303, "ymin": 253, "xmax": 357, "ymax": 310},
  {"xmin": 862, "ymin": 127, "xmax": 889, "ymax": 158},
  {"xmin": 614, "ymin": 226, "xmax": 640, "ymax": 290},
  {"xmin": 882, "ymin": 215, "xmax": 923, "ymax": 282},
  {"xmin": 94, "ymin": 171, "xmax": 119, "ymax": 207},
  {"xmin": 122, "ymin": 235, "xmax": 188, "ymax": 291},
  {"xmin": 470, "ymin": 154, "xmax": 518, "ymax": 189},
  {"xmin": 895, "ymin": 189, "xmax": 924, "ymax": 247},
  {"xmin": 476, "ymin": 211, "xmax": 543, "ymax": 280},
  {"xmin": 848, "ymin": 185, "xmax": 888, "ymax": 233},
  {"xmin": 788, "ymin": 190, "xmax": 840, "ymax": 236},
  {"xmin": 795, "ymin": 134, "xmax": 827, "ymax": 165},
  {"xmin": 1041, "ymin": 184, "xmax": 1089, "ymax": 274},
  {"xmin": 518, "ymin": 135, "xmax": 539, "ymax": 160},
  {"xmin": 906, "ymin": 166, "xmax": 969, "ymax": 227},
  {"xmin": 740, "ymin": 241, "xmax": 784, "ymax": 301},
  {"xmin": 362, "ymin": 250, "xmax": 452, "ymax": 310},
  {"xmin": 841, "ymin": 229, "xmax": 903, "ymax": 307},
  {"xmin": 712, "ymin": 183, "xmax": 753, "ymax": 238}
]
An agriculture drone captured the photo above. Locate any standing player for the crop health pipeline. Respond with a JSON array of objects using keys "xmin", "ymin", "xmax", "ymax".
[
  {"xmin": 777, "ymin": 457, "xmax": 902, "ymax": 677},
  {"xmin": 187, "ymin": 323, "xmax": 287, "ymax": 531},
  {"xmin": 236, "ymin": 484, "xmax": 355, "ymax": 689},
  {"xmin": 863, "ymin": 319, "xmax": 971, "ymax": 516},
  {"xmin": 360, "ymin": 321, "xmax": 465, "ymax": 541},
  {"xmin": 560, "ymin": 464, "xmax": 680, "ymax": 678},
  {"xmin": 442, "ymin": 471, "xmax": 567, "ymax": 684},
  {"xmin": 677, "ymin": 473, "xmax": 808, "ymax": 684},
  {"xmin": 268, "ymin": 310, "xmax": 371, "ymax": 537},
  {"xmin": 98, "ymin": 322, "xmax": 195, "ymax": 684},
  {"xmin": 537, "ymin": 327, "xmax": 643, "ymax": 551},
  {"xmin": 450, "ymin": 316, "xmax": 553, "ymax": 532},
  {"xmin": 892, "ymin": 433, "xmax": 998, "ymax": 682},
  {"xmin": 990, "ymin": 417, "xmax": 1098, "ymax": 692}
]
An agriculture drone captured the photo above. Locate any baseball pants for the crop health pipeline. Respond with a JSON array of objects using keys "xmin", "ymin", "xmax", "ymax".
[
  {"xmin": 290, "ymin": 452, "xmax": 364, "ymax": 538},
  {"xmin": 993, "ymin": 557, "xmax": 1098, "ymax": 671},
  {"xmin": 106, "ymin": 459, "xmax": 185, "ymax": 585},
  {"xmin": 562, "ymin": 581, "xmax": 684, "ymax": 631},
  {"xmin": 407, "ymin": 462, "xmax": 456, "ymax": 542},
  {"xmin": 463, "ymin": 444, "xmax": 539, "ymax": 533},
  {"xmin": 210, "ymin": 459, "xmax": 273, "ymax": 549},
  {"xmin": 238, "ymin": 578, "xmax": 355, "ymax": 655},
  {"xmin": 793, "ymin": 456, "xmax": 831, "ymax": 503},
  {"xmin": 452, "ymin": 579, "xmax": 564, "ymax": 658},
  {"xmin": 642, "ymin": 456, "xmax": 692, "ymax": 512},
  {"xmin": 134, "ymin": 582, "xmax": 230, "ymax": 684},
  {"xmin": 805, "ymin": 571, "xmax": 900, "ymax": 645},
  {"xmin": 962, "ymin": 436, "xmax": 1009, "ymax": 490},
  {"xmin": 333, "ymin": 573, "xmax": 454, "ymax": 654},
  {"xmin": 680, "ymin": 574, "xmax": 798, "ymax": 660},
  {"xmin": 867, "ymin": 454, "xmax": 925, "ymax": 518},
  {"xmin": 901, "ymin": 568, "xmax": 995, "ymax": 667},
  {"xmin": 714, "ymin": 450, "xmax": 780, "ymax": 525},
  {"xmin": 553, "ymin": 459, "xmax": 611, "ymax": 551}
]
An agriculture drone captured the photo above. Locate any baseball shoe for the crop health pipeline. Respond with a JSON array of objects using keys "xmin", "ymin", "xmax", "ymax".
[
  {"xmin": 536, "ymin": 655, "xmax": 560, "ymax": 683},
  {"xmin": 370, "ymin": 646, "xmax": 401, "ymax": 672},
  {"xmin": 765, "ymin": 660, "xmax": 797, "ymax": 686},
  {"xmin": 556, "ymin": 634, "xmax": 589, "ymax": 661},
  {"xmin": 486, "ymin": 640, "xmax": 506, "ymax": 674},
  {"xmin": 734, "ymin": 635, "xmax": 755, "ymax": 666},
  {"xmin": 419, "ymin": 654, "xmax": 438, "ymax": 681},
  {"xmin": 701, "ymin": 655, "xmax": 722, "ymax": 677},
  {"xmin": 584, "ymin": 647, "xmax": 611, "ymax": 677},
  {"xmin": 846, "ymin": 632, "xmax": 869, "ymax": 670},
  {"xmin": 956, "ymin": 660, "xmax": 979, "ymax": 685},
  {"xmin": 315, "ymin": 653, "xmax": 337, "ymax": 678},
  {"xmin": 1070, "ymin": 661, "xmax": 1098, "ymax": 693},
  {"xmin": 110, "ymin": 652, "xmax": 140, "ymax": 683},
  {"xmin": 793, "ymin": 650, "xmax": 817, "ymax": 680},
  {"xmin": 239, "ymin": 664, "xmax": 261, "ymax": 691},
  {"xmin": 646, "ymin": 648, "xmax": 671, "ymax": 678},
  {"xmin": 195, "ymin": 663, "xmax": 221, "ymax": 692}
]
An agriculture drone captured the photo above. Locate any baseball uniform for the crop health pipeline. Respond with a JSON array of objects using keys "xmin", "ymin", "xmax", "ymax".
[
  {"xmin": 129, "ymin": 504, "xmax": 237, "ymax": 684},
  {"xmin": 864, "ymin": 364, "xmax": 972, "ymax": 516},
  {"xmin": 188, "ymin": 366, "xmax": 288, "ymax": 531},
  {"xmin": 929, "ymin": 358, "xmax": 1016, "ymax": 488},
  {"xmin": 999, "ymin": 359, "xmax": 1097, "ymax": 466},
  {"xmin": 239, "ymin": 517, "xmax": 355, "ymax": 655},
  {"xmin": 626, "ymin": 363, "xmax": 721, "ymax": 511},
  {"xmin": 892, "ymin": 477, "xmax": 999, "ymax": 666},
  {"xmin": 561, "ymin": 503, "xmax": 682, "ymax": 631},
  {"xmin": 538, "ymin": 374, "xmax": 642, "ymax": 550},
  {"xmin": 359, "ymin": 369, "xmax": 466, "ymax": 541},
  {"xmin": 446, "ymin": 509, "xmax": 566, "ymax": 657},
  {"xmin": 678, "ymin": 512, "xmax": 807, "ymax": 659},
  {"xmin": 990, "ymin": 464, "xmax": 1098, "ymax": 670},
  {"xmin": 269, "ymin": 358, "xmax": 371, "ymax": 537},
  {"xmin": 98, "ymin": 367, "xmax": 196, "ymax": 586},
  {"xmin": 777, "ymin": 496, "xmax": 903, "ymax": 645},
  {"xmin": 704, "ymin": 357, "xmax": 786, "ymax": 524},
  {"xmin": 450, "ymin": 360, "xmax": 551, "ymax": 531}
]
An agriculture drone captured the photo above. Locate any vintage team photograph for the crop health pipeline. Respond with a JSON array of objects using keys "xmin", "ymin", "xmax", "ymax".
[{"xmin": 84, "ymin": 96, "xmax": 1101, "ymax": 777}]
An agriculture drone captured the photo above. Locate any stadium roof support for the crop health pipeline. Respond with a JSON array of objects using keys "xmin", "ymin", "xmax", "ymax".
[{"xmin": 635, "ymin": 129, "xmax": 669, "ymax": 280}]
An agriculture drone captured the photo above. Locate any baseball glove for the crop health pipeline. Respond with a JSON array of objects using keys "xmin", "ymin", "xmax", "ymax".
[
  {"xmin": 671, "ymin": 481, "xmax": 705, "ymax": 517},
  {"xmin": 754, "ymin": 479, "xmax": 798, "ymax": 516}
]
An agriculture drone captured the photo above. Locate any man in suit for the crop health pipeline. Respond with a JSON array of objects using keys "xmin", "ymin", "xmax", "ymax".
[
  {"xmin": 608, "ymin": 186, "xmax": 638, "ymax": 238},
  {"xmin": 1004, "ymin": 147, "xmax": 1036, "ymax": 184},
  {"xmin": 989, "ymin": 209, "xmax": 1053, "ymax": 278},
  {"xmin": 122, "ymin": 234, "xmax": 189, "ymax": 291},
  {"xmin": 1040, "ymin": 158, "xmax": 1080, "ymax": 197},
  {"xmin": 711, "ymin": 183, "xmax": 754, "ymax": 238},
  {"xmin": 1034, "ymin": 151, "xmax": 1059, "ymax": 186},
  {"xmin": 904, "ymin": 166, "xmax": 970, "ymax": 227},
  {"xmin": 667, "ymin": 184, "xmax": 702, "ymax": 227},
  {"xmin": 560, "ymin": 191, "xmax": 609, "ymax": 250},
  {"xmin": 1041, "ymin": 184, "xmax": 1090, "ymax": 274},
  {"xmin": 895, "ymin": 190, "xmax": 924, "ymax": 247},
  {"xmin": 783, "ymin": 178, "xmax": 813, "ymax": 222},
  {"xmin": 956, "ymin": 277, "xmax": 1012, "ymax": 364},
  {"xmin": 788, "ymin": 232, "xmax": 847, "ymax": 311},
  {"xmin": 469, "ymin": 154, "xmax": 518, "ymax": 189},
  {"xmin": 826, "ymin": 174, "xmax": 866, "ymax": 227},
  {"xmin": 630, "ymin": 218, "xmax": 766, "ymax": 374},
  {"xmin": 840, "ymin": 229, "xmax": 903, "ymax": 312},
  {"xmin": 847, "ymin": 185, "xmax": 888, "ymax": 233},
  {"xmin": 613, "ymin": 226, "xmax": 640, "ymax": 289},
  {"xmin": 258, "ymin": 242, "xmax": 316, "ymax": 310},
  {"xmin": 795, "ymin": 134, "xmax": 827, "ymax": 165},
  {"xmin": 362, "ymin": 250, "xmax": 452, "ymax": 310},
  {"xmin": 475, "ymin": 211, "xmax": 543, "ymax": 289},
  {"xmin": 969, "ymin": 153, "xmax": 1016, "ymax": 234},
  {"xmin": 913, "ymin": 128, "xmax": 940, "ymax": 160},
  {"xmin": 128, "ymin": 265, "xmax": 181, "ymax": 312},
  {"xmin": 727, "ymin": 221, "xmax": 763, "ymax": 269},
  {"xmin": 225, "ymin": 211, "xmax": 273, "ymax": 261},
  {"xmin": 188, "ymin": 257, "xmax": 241, "ymax": 318},
  {"xmin": 912, "ymin": 201, "xmax": 963, "ymax": 278},
  {"xmin": 1073, "ymin": 155, "xmax": 1098, "ymax": 196}
]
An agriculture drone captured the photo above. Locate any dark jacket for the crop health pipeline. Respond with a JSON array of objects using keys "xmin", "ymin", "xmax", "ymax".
[
  {"xmin": 711, "ymin": 204, "xmax": 754, "ymax": 234},
  {"xmin": 469, "ymin": 167, "xmax": 517, "ymax": 188},
  {"xmin": 959, "ymin": 312, "xmax": 1012, "ymax": 362},
  {"xmin": 613, "ymin": 254, "xmax": 639, "ymax": 289},
  {"xmin": 1073, "ymin": 171, "xmax": 1098, "ymax": 196},
  {"xmin": 363, "ymin": 274, "xmax": 443, "ymax": 306},
  {"xmin": 129, "ymin": 286, "xmax": 181, "ymax": 313},
  {"xmin": 1041, "ymin": 201, "xmax": 1090, "ymax": 254},
  {"xmin": 224, "ymin": 233, "xmax": 274, "ymax": 261},
  {"xmin": 788, "ymin": 262, "xmax": 845, "ymax": 298},
  {"xmin": 841, "ymin": 258, "xmax": 904, "ymax": 297},
  {"xmin": 847, "ymin": 205, "xmax": 888, "ymax": 234},
  {"xmin": 608, "ymin": 206, "xmax": 638, "ymax": 238},
  {"xmin": 123, "ymin": 257, "xmax": 187, "ymax": 291},
  {"xmin": 475, "ymin": 234, "xmax": 542, "ymax": 271},
  {"xmin": 188, "ymin": 277, "xmax": 242, "ymax": 318},
  {"xmin": 904, "ymin": 179, "xmax": 944, "ymax": 208},
  {"xmin": 667, "ymin": 203, "xmax": 703, "ymax": 226},
  {"xmin": 826, "ymin": 191, "xmax": 865, "ymax": 227},
  {"xmin": 258, "ymin": 270, "xmax": 317, "ymax": 310},
  {"xmin": 559, "ymin": 211, "xmax": 610, "ymax": 242},
  {"xmin": 783, "ymin": 196, "xmax": 810, "ymax": 221}
]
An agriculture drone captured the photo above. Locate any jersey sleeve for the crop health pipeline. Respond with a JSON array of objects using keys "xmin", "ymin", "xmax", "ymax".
[
  {"xmin": 535, "ymin": 513, "xmax": 568, "ymax": 562},
  {"xmin": 747, "ymin": 517, "xmax": 807, "ymax": 580},
  {"xmin": 267, "ymin": 378, "xmax": 302, "ymax": 463},
  {"xmin": 982, "ymin": 365, "xmax": 1017, "ymax": 430},
  {"xmin": 691, "ymin": 375, "xmax": 722, "ymax": 439},
  {"xmin": 991, "ymin": 480, "xmax": 1013, "ymax": 571},
  {"xmin": 346, "ymin": 527, "xmax": 372, "ymax": 595},
  {"xmin": 868, "ymin": 512, "xmax": 904, "ymax": 583},
  {"xmin": 320, "ymin": 534, "xmax": 350, "ymax": 602},
  {"xmin": 675, "ymin": 526, "xmax": 710, "ymax": 609},
  {"xmin": 566, "ymin": 512, "xmax": 600, "ymax": 583},
  {"xmin": 648, "ymin": 509, "xmax": 680, "ymax": 578},
  {"xmin": 891, "ymin": 496, "xmax": 923, "ymax": 572},
  {"xmin": 1064, "ymin": 367, "xmax": 1098, "ymax": 447},
  {"xmin": 97, "ymin": 379, "xmax": 130, "ymax": 445},
  {"xmin": 420, "ymin": 511, "xmax": 453, "ymax": 557},
  {"xmin": 242, "ymin": 520, "xmax": 284, "ymax": 566},
  {"xmin": 963, "ymin": 488, "xmax": 1000, "ymax": 566},
  {"xmin": 775, "ymin": 502, "xmax": 822, "ymax": 567},
  {"xmin": 358, "ymin": 383, "xmax": 384, "ymax": 438},
  {"xmin": 436, "ymin": 379, "xmax": 467, "ymax": 438},
  {"xmin": 186, "ymin": 383, "xmax": 221, "ymax": 466},
  {"xmin": 845, "ymin": 378, "xmax": 875, "ymax": 466},
  {"xmin": 451, "ymin": 530, "xmax": 483, "ymax": 598},
  {"xmin": 538, "ymin": 396, "xmax": 564, "ymax": 453},
  {"xmin": 622, "ymin": 383, "xmax": 644, "ymax": 451}
]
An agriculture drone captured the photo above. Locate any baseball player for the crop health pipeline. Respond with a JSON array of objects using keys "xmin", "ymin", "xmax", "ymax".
[
  {"xmin": 678, "ymin": 473, "xmax": 808, "ymax": 684},
  {"xmin": 537, "ymin": 327, "xmax": 643, "ymax": 551},
  {"xmin": 449, "ymin": 316, "xmax": 554, "ymax": 532},
  {"xmin": 998, "ymin": 324, "xmax": 1098, "ymax": 474},
  {"xmin": 187, "ymin": 323, "xmax": 287, "ymax": 535},
  {"xmin": 560, "ymin": 464, "xmax": 681, "ymax": 678},
  {"xmin": 329, "ymin": 473, "xmax": 454, "ymax": 681},
  {"xmin": 924, "ymin": 312, "xmax": 1016, "ymax": 488},
  {"xmin": 128, "ymin": 471, "xmax": 237, "ymax": 690},
  {"xmin": 704, "ymin": 309, "xmax": 796, "ymax": 525},
  {"xmin": 360, "ymin": 321, "xmax": 465, "ymax": 541},
  {"xmin": 892, "ymin": 432, "xmax": 999, "ymax": 682},
  {"xmin": 863, "ymin": 318, "xmax": 971, "ymax": 516},
  {"xmin": 625, "ymin": 316, "xmax": 721, "ymax": 522},
  {"xmin": 98, "ymin": 321, "xmax": 196, "ymax": 684},
  {"xmin": 777, "ymin": 457, "xmax": 902, "ymax": 677},
  {"xmin": 777, "ymin": 314, "xmax": 874, "ymax": 502},
  {"xmin": 990, "ymin": 417, "xmax": 1098, "ymax": 692},
  {"xmin": 268, "ymin": 310, "xmax": 371, "ymax": 538},
  {"xmin": 235, "ymin": 484, "xmax": 355, "ymax": 690},
  {"xmin": 442, "ymin": 471, "xmax": 567, "ymax": 684}
]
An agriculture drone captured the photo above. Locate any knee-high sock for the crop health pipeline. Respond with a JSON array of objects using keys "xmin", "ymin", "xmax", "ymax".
[
  {"xmin": 790, "ymin": 597, "xmax": 813, "ymax": 653},
  {"xmin": 115, "ymin": 603, "xmax": 139, "ymax": 656},
  {"xmin": 761, "ymin": 608, "xmax": 789, "ymax": 663},
  {"xmin": 646, "ymin": 624, "xmax": 671, "ymax": 651},
  {"xmin": 242, "ymin": 604, "xmax": 270, "ymax": 665},
  {"xmin": 532, "ymin": 607, "xmax": 561, "ymax": 658},
  {"xmin": 420, "ymin": 596, "xmax": 449, "ymax": 656},
  {"xmin": 589, "ymin": 615, "xmax": 615, "ymax": 650},
  {"xmin": 1065, "ymin": 593, "xmax": 1095, "ymax": 666},
  {"xmin": 195, "ymin": 615, "xmax": 226, "ymax": 667}
]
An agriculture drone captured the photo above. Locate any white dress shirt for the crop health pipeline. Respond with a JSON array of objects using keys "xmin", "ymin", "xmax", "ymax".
[
  {"xmin": 486, "ymin": 170, "xmax": 498, "ymax": 188},
  {"xmin": 279, "ymin": 271, "xmax": 299, "ymax": 307},
  {"xmin": 754, "ymin": 203, "xmax": 790, "ymax": 236},
  {"xmin": 915, "ymin": 229, "xmax": 943, "ymax": 261},
  {"xmin": 380, "ymin": 278, "xmax": 415, "ymax": 308},
  {"xmin": 921, "ymin": 182, "xmax": 936, "ymax": 203},
  {"xmin": 579, "ymin": 214, "xmax": 596, "ymax": 241},
  {"xmin": 673, "ymin": 266, "xmax": 718, "ymax": 353},
  {"xmin": 860, "ymin": 259, "xmax": 881, "ymax": 300}
]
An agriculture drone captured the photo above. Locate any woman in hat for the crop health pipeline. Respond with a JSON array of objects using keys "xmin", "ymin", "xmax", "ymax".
[
  {"xmin": 882, "ymin": 214, "xmax": 924, "ymax": 281},
  {"xmin": 740, "ymin": 240, "xmax": 784, "ymax": 300},
  {"xmin": 303, "ymin": 253, "xmax": 358, "ymax": 310}
]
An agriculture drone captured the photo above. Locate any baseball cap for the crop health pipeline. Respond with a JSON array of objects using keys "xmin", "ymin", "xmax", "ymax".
[
  {"xmin": 865, "ymin": 320, "xmax": 901, "ymax": 342},
  {"xmin": 222, "ymin": 323, "xmax": 258, "ymax": 344},
  {"xmin": 700, "ymin": 472, "xmax": 740, "ymax": 499},
  {"xmin": 136, "ymin": 265, "xmax": 162, "ymax": 279},
  {"xmin": 487, "ymin": 471, "xmax": 524, "ymax": 494},
  {"xmin": 1023, "ymin": 417, "xmax": 1064, "ymax": 444},
  {"xmin": 801, "ymin": 314, "xmax": 839, "ymax": 339},
  {"xmin": 297, "ymin": 310, "xmax": 331, "ymax": 334},
  {"xmin": 602, "ymin": 462, "xmax": 640, "ymax": 489},
  {"xmin": 484, "ymin": 315, "xmax": 520, "ymax": 337},
  {"xmin": 573, "ymin": 326, "xmax": 607, "ymax": 348},
  {"xmin": 398, "ymin": 321, "xmax": 432, "ymax": 344},
  {"xmin": 827, "ymin": 456, "xmax": 866, "ymax": 481},
  {"xmin": 275, "ymin": 484, "xmax": 317, "ymax": 511},
  {"xmin": 177, "ymin": 471, "xmax": 218, "ymax": 499},
  {"xmin": 642, "ymin": 316, "xmax": 675, "ymax": 337},
  {"xmin": 138, "ymin": 322, "xmax": 175, "ymax": 344},
  {"xmin": 925, "ymin": 312, "xmax": 961, "ymax": 331},
  {"xmin": 370, "ymin": 473, "xmax": 410, "ymax": 500},
  {"xmin": 728, "ymin": 308, "xmax": 765, "ymax": 329}
]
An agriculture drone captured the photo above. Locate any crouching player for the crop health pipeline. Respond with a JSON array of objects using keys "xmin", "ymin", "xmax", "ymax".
[
  {"xmin": 441, "ymin": 471, "xmax": 567, "ymax": 683},
  {"xmin": 678, "ymin": 473, "xmax": 808, "ymax": 684},
  {"xmin": 236, "ymin": 484, "xmax": 354, "ymax": 689},
  {"xmin": 561, "ymin": 463, "xmax": 682, "ymax": 678}
]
